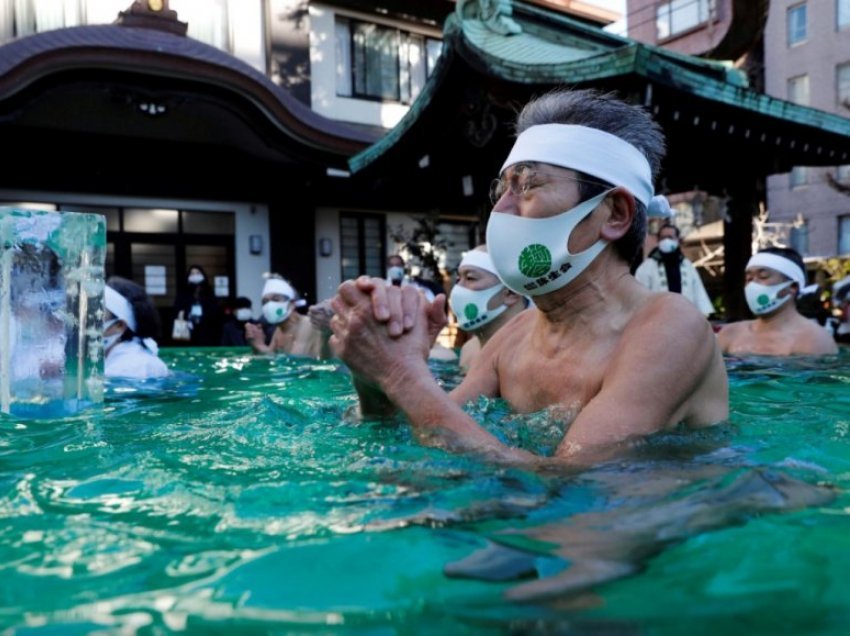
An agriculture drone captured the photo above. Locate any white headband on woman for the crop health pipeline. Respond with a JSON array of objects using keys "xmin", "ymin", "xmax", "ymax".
[
  {"xmin": 459, "ymin": 250, "xmax": 498, "ymax": 276},
  {"xmin": 746, "ymin": 252, "xmax": 806, "ymax": 288},
  {"xmin": 500, "ymin": 124, "xmax": 654, "ymax": 207},
  {"xmin": 262, "ymin": 278, "xmax": 295, "ymax": 300},
  {"xmin": 104, "ymin": 286, "xmax": 137, "ymax": 332}
]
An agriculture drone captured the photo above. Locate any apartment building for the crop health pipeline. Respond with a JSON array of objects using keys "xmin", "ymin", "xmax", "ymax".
[{"xmin": 764, "ymin": 0, "xmax": 850, "ymax": 258}]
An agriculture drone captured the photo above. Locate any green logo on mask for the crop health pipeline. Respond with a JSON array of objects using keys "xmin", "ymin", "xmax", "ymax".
[
  {"xmin": 464, "ymin": 303, "xmax": 478, "ymax": 320},
  {"xmin": 757, "ymin": 294, "xmax": 770, "ymax": 306},
  {"xmin": 518, "ymin": 244, "xmax": 552, "ymax": 278}
]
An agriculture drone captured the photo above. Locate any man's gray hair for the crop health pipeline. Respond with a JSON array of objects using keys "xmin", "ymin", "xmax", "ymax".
[{"xmin": 515, "ymin": 88, "xmax": 666, "ymax": 265}]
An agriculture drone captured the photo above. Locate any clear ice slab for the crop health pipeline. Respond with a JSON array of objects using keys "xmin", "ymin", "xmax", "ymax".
[{"xmin": 0, "ymin": 208, "xmax": 106, "ymax": 417}]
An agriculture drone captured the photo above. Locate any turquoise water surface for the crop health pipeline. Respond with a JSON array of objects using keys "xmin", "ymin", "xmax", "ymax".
[{"xmin": 1, "ymin": 348, "xmax": 849, "ymax": 634}]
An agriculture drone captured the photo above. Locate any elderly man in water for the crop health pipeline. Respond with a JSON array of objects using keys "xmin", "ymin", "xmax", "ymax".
[
  {"xmin": 330, "ymin": 89, "xmax": 728, "ymax": 466},
  {"xmin": 717, "ymin": 247, "xmax": 838, "ymax": 356}
]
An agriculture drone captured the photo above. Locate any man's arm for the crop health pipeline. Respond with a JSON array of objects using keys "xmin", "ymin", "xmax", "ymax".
[
  {"xmin": 556, "ymin": 296, "xmax": 727, "ymax": 457},
  {"xmin": 246, "ymin": 322, "xmax": 273, "ymax": 354}
]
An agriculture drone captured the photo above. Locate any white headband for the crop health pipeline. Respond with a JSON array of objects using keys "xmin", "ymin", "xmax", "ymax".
[
  {"xmin": 262, "ymin": 278, "xmax": 295, "ymax": 300},
  {"xmin": 501, "ymin": 124, "xmax": 654, "ymax": 206},
  {"xmin": 746, "ymin": 252, "xmax": 806, "ymax": 288},
  {"xmin": 459, "ymin": 250, "xmax": 498, "ymax": 276},
  {"xmin": 104, "ymin": 286, "xmax": 137, "ymax": 332}
]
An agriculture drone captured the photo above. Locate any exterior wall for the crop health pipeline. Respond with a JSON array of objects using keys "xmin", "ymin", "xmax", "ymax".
[
  {"xmin": 224, "ymin": 0, "xmax": 266, "ymax": 73},
  {"xmin": 764, "ymin": 0, "xmax": 850, "ymax": 257},
  {"xmin": 308, "ymin": 2, "xmax": 440, "ymax": 128},
  {"xmin": 0, "ymin": 188, "xmax": 270, "ymax": 306}
]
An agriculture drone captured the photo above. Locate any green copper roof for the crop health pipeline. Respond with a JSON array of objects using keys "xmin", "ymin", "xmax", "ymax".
[{"xmin": 349, "ymin": 0, "xmax": 850, "ymax": 174}]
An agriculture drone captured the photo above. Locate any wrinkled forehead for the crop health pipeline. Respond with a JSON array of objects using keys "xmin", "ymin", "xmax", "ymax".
[{"xmin": 501, "ymin": 124, "xmax": 653, "ymax": 206}]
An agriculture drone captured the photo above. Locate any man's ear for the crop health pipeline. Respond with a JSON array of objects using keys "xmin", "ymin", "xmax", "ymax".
[
  {"xmin": 503, "ymin": 289, "xmax": 524, "ymax": 307},
  {"xmin": 600, "ymin": 188, "xmax": 636, "ymax": 242}
]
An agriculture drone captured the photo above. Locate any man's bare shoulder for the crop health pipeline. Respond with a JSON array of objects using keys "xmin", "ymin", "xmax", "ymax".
[
  {"xmin": 795, "ymin": 319, "xmax": 839, "ymax": 354},
  {"xmin": 629, "ymin": 292, "xmax": 713, "ymax": 343}
]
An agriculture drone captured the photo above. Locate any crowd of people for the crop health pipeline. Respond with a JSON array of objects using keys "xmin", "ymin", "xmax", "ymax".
[{"xmin": 97, "ymin": 88, "xmax": 847, "ymax": 466}]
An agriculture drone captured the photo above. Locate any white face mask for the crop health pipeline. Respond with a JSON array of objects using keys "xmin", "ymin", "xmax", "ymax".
[
  {"xmin": 234, "ymin": 308, "xmax": 253, "ymax": 322},
  {"xmin": 485, "ymin": 190, "xmax": 612, "ymax": 296},
  {"xmin": 658, "ymin": 238, "xmax": 679, "ymax": 254},
  {"xmin": 745, "ymin": 280, "xmax": 794, "ymax": 315},
  {"xmin": 103, "ymin": 318, "xmax": 123, "ymax": 353},
  {"xmin": 449, "ymin": 283, "xmax": 508, "ymax": 331},
  {"xmin": 263, "ymin": 300, "xmax": 292, "ymax": 324},
  {"xmin": 387, "ymin": 266, "xmax": 405, "ymax": 283},
  {"xmin": 188, "ymin": 273, "xmax": 204, "ymax": 285}
]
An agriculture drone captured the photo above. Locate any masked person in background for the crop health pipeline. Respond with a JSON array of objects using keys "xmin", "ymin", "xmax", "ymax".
[
  {"xmin": 104, "ymin": 277, "xmax": 170, "ymax": 379},
  {"xmin": 387, "ymin": 254, "xmax": 437, "ymax": 301},
  {"xmin": 634, "ymin": 222, "xmax": 714, "ymax": 316},
  {"xmin": 449, "ymin": 245, "xmax": 527, "ymax": 371},
  {"xmin": 717, "ymin": 247, "xmax": 838, "ymax": 356},
  {"xmin": 246, "ymin": 275, "xmax": 331, "ymax": 359},
  {"xmin": 172, "ymin": 264, "xmax": 223, "ymax": 346},
  {"xmin": 221, "ymin": 297, "xmax": 257, "ymax": 346},
  {"xmin": 330, "ymin": 88, "xmax": 728, "ymax": 466}
]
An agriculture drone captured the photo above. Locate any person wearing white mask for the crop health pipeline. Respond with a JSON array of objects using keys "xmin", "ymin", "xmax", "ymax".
[
  {"xmin": 717, "ymin": 248, "xmax": 837, "ymax": 356},
  {"xmin": 634, "ymin": 222, "xmax": 714, "ymax": 316},
  {"xmin": 449, "ymin": 245, "xmax": 527, "ymax": 371},
  {"xmin": 103, "ymin": 277, "xmax": 170, "ymax": 379},
  {"xmin": 329, "ymin": 89, "xmax": 727, "ymax": 465},
  {"xmin": 245, "ymin": 274, "xmax": 330, "ymax": 358}
]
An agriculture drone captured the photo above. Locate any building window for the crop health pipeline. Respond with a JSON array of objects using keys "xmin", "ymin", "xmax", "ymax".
[
  {"xmin": 340, "ymin": 213, "xmax": 386, "ymax": 280},
  {"xmin": 790, "ymin": 220, "xmax": 809, "ymax": 256},
  {"xmin": 335, "ymin": 17, "xmax": 440, "ymax": 104},
  {"xmin": 840, "ymin": 215, "xmax": 850, "ymax": 254},
  {"xmin": 790, "ymin": 166, "xmax": 808, "ymax": 188},
  {"xmin": 839, "ymin": 0, "xmax": 850, "ymax": 30},
  {"xmin": 837, "ymin": 63, "xmax": 850, "ymax": 108},
  {"xmin": 787, "ymin": 3, "xmax": 807, "ymax": 46},
  {"xmin": 656, "ymin": 0, "xmax": 713, "ymax": 40},
  {"xmin": 787, "ymin": 74, "xmax": 810, "ymax": 105}
]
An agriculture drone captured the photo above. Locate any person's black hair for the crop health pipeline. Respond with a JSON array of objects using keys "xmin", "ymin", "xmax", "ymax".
[
  {"xmin": 106, "ymin": 276, "xmax": 161, "ymax": 342},
  {"xmin": 234, "ymin": 296, "xmax": 252, "ymax": 309},
  {"xmin": 657, "ymin": 222, "xmax": 681, "ymax": 238},
  {"xmin": 186, "ymin": 264, "xmax": 208, "ymax": 280},
  {"xmin": 757, "ymin": 247, "xmax": 806, "ymax": 286}
]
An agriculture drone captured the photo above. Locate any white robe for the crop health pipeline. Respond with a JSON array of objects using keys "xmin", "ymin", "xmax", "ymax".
[
  {"xmin": 105, "ymin": 339, "xmax": 170, "ymax": 379},
  {"xmin": 635, "ymin": 254, "xmax": 715, "ymax": 316}
]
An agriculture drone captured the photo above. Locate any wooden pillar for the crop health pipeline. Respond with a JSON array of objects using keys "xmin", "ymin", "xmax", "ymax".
[{"xmin": 722, "ymin": 177, "xmax": 762, "ymax": 320}]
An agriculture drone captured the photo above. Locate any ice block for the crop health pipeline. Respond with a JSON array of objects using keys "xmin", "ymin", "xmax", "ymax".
[{"xmin": 0, "ymin": 208, "xmax": 106, "ymax": 417}]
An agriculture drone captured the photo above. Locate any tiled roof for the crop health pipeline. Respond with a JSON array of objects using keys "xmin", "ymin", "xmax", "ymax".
[
  {"xmin": 350, "ymin": 0, "xmax": 850, "ymax": 173},
  {"xmin": 0, "ymin": 24, "xmax": 381, "ymax": 155}
]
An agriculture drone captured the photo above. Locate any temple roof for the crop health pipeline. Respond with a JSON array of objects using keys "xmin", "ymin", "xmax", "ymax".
[{"xmin": 350, "ymin": 1, "xmax": 850, "ymax": 190}]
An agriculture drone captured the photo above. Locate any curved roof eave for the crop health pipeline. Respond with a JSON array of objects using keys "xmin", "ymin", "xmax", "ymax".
[
  {"xmin": 0, "ymin": 24, "xmax": 381, "ymax": 158},
  {"xmin": 350, "ymin": 3, "xmax": 850, "ymax": 174}
]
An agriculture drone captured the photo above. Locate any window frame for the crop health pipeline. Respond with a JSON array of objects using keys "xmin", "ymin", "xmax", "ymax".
[
  {"xmin": 839, "ymin": 0, "xmax": 850, "ymax": 31},
  {"xmin": 787, "ymin": 3, "xmax": 808, "ymax": 47},
  {"xmin": 839, "ymin": 214, "xmax": 850, "ymax": 255},
  {"xmin": 335, "ymin": 15, "xmax": 440, "ymax": 105},
  {"xmin": 655, "ymin": 0, "xmax": 714, "ymax": 42}
]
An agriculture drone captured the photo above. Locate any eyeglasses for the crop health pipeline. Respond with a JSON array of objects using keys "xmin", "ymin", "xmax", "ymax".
[{"xmin": 488, "ymin": 165, "xmax": 608, "ymax": 206}]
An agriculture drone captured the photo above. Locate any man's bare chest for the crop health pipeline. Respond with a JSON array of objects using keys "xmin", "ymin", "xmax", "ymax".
[{"xmin": 497, "ymin": 345, "xmax": 608, "ymax": 413}]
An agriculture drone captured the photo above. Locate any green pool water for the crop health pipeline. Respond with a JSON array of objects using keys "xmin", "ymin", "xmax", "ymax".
[{"xmin": 1, "ymin": 348, "xmax": 849, "ymax": 634}]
